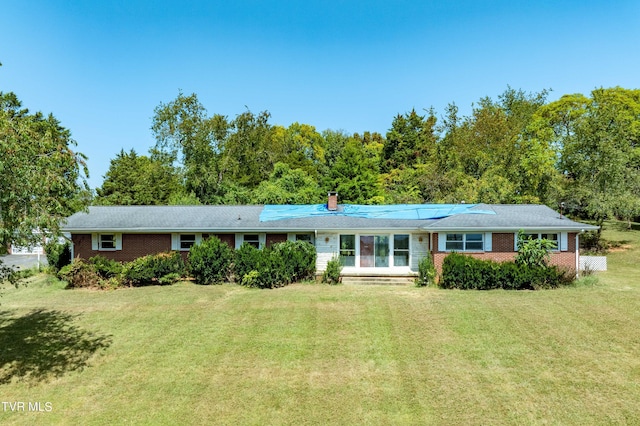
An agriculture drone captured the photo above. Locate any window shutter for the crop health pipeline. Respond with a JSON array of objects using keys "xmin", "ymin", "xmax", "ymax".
[
  {"xmin": 91, "ymin": 234, "xmax": 98, "ymax": 251},
  {"xmin": 514, "ymin": 233, "xmax": 519, "ymax": 251},
  {"xmin": 484, "ymin": 232, "xmax": 492, "ymax": 252},
  {"xmin": 258, "ymin": 233, "xmax": 266, "ymax": 249},
  {"xmin": 115, "ymin": 234, "xmax": 122, "ymax": 250},
  {"xmin": 171, "ymin": 234, "xmax": 179, "ymax": 251},
  {"xmin": 195, "ymin": 233, "xmax": 203, "ymax": 245},
  {"xmin": 438, "ymin": 233, "xmax": 446, "ymax": 252},
  {"xmin": 560, "ymin": 232, "xmax": 568, "ymax": 251}
]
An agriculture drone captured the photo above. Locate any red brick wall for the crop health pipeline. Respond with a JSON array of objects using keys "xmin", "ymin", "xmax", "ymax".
[
  {"xmin": 72, "ymin": 234, "xmax": 172, "ymax": 262},
  {"xmin": 432, "ymin": 232, "xmax": 577, "ymax": 274}
]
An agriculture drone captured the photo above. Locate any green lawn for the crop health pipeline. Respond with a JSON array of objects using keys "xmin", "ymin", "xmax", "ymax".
[{"xmin": 1, "ymin": 225, "xmax": 639, "ymax": 425}]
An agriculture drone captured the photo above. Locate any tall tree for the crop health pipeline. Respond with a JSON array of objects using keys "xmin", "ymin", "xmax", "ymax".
[
  {"xmin": 555, "ymin": 88, "xmax": 640, "ymax": 231},
  {"xmin": 0, "ymin": 91, "xmax": 89, "ymax": 249},
  {"xmin": 95, "ymin": 149, "xmax": 182, "ymax": 205}
]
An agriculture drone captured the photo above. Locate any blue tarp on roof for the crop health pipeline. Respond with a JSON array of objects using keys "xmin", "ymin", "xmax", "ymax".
[{"xmin": 259, "ymin": 204, "xmax": 495, "ymax": 222}]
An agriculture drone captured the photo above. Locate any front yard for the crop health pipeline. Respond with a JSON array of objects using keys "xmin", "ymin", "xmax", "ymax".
[{"xmin": 1, "ymin": 223, "xmax": 639, "ymax": 424}]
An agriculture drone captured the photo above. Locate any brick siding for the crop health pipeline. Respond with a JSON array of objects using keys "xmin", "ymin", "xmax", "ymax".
[{"xmin": 432, "ymin": 232, "xmax": 578, "ymax": 274}]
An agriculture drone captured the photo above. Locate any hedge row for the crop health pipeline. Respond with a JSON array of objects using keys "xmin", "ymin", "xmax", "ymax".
[
  {"xmin": 58, "ymin": 252, "xmax": 186, "ymax": 289},
  {"xmin": 440, "ymin": 252, "xmax": 574, "ymax": 290},
  {"xmin": 58, "ymin": 237, "xmax": 316, "ymax": 290},
  {"xmin": 192, "ymin": 238, "xmax": 316, "ymax": 288}
]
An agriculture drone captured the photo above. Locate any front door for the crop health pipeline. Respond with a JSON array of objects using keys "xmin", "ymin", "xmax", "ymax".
[{"xmin": 360, "ymin": 236, "xmax": 374, "ymax": 267}]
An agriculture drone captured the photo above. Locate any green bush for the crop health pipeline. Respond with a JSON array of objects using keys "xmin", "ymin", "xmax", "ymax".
[
  {"xmin": 441, "ymin": 252, "xmax": 574, "ymax": 290},
  {"xmin": 322, "ymin": 256, "xmax": 342, "ymax": 285},
  {"xmin": 123, "ymin": 251, "xmax": 185, "ymax": 286},
  {"xmin": 271, "ymin": 240, "xmax": 316, "ymax": 282},
  {"xmin": 45, "ymin": 240, "xmax": 72, "ymax": 271},
  {"xmin": 58, "ymin": 259, "xmax": 106, "ymax": 289},
  {"xmin": 234, "ymin": 243, "xmax": 262, "ymax": 284},
  {"xmin": 88, "ymin": 255, "xmax": 123, "ymax": 279},
  {"xmin": 233, "ymin": 241, "xmax": 316, "ymax": 289},
  {"xmin": 188, "ymin": 236, "xmax": 234, "ymax": 284},
  {"xmin": 416, "ymin": 255, "xmax": 436, "ymax": 287}
]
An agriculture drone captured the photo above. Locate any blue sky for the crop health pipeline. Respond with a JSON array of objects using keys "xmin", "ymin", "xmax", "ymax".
[{"xmin": 2, "ymin": 1, "xmax": 639, "ymax": 189}]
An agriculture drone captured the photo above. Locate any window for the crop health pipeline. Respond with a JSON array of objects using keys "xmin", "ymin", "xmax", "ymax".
[
  {"xmin": 296, "ymin": 234, "xmax": 313, "ymax": 244},
  {"xmin": 521, "ymin": 233, "xmax": 559, "ymax": 250},
  {"xmin": 243, "ymin": 234, "xmax": 260, "ymax": 249},
  {"xmin": 445, "ymin": 233, "xmax": 484, "ymax": 251},
  {"xmin": 180, "ymin": 234, "xmax": 196, "ymax": 250},
  {"xmin": 393, "ymin": 234, "xmax": 409, "ymax": 267},
  {"xmin": 340, "ymin": 235, "xmax": 355, "ymax": 266},
  {"xmin": 100, "ymin": 234, "xmax": 116, "ymax": 250},
  {"xmin": 374, "ymin": 235, "xmax": 389, "ymax": 267},
  {"xmin": 445, "ymin": 234, "xmax": 464, "ymax": 251}
]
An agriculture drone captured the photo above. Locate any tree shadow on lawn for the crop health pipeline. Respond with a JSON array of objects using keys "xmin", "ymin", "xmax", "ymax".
[{"xmin": 0, "ymin": 309, "xmax": 112, "ymax": 385}]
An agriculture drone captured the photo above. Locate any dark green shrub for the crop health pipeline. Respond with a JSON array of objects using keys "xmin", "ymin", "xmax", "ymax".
[
  {"xmin": 123, "ymin": 251, "xmax": 185, "ymax": 286},
  {"xmin": 234, "ymin": 243, "xmax": 262, "ymax": 284},
  {"xmin": 441, "ymin": 252, "xmax": 574, "ymax": 290},
  {"xmin": 188, "ymin": 236, "xmax": 234, "ymax": 284},
  {"xmin": 322, "ymin": 256, "xmax": 342, "ymax": 285},
  {"xmin": 89, "ymin": 255, "xmax": 123, "ymax": 279},
  {"xmin": 271, "ymin": 240, "xmax": 316, "ymax": 282},
  {"xmin": 45, "ymin": 240, "xmax": 72, "ymax": 271},
  {"xmin": 416, "ymin": 255, "xmax": 436, "ymax": 287}
]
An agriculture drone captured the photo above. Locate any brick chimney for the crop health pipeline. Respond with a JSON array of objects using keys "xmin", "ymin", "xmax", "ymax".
[{"xmin": 327, "ymin": 191, "xmax": 338, "ymax": 211}]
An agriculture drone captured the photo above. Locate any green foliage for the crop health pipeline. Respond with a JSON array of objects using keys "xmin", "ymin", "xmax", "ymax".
[
  {"xmin": 188, "ymin": 236, "xmax": 234, "ymax": 284},
  {"xmin": 271, "ymin": 240, "xmax": 317, "ymax": 282},
  {"xmin": 416, "ymin": 255, "xmax": 436, "ymax": 287},
  {"xmin": 58, "ymin": 259, "xmax": 105, "ymax": 289},
  {"xmin": 122, "ymin": 252, "xmax": 185, "ymax": 286},
  {"xmin": 0, "ymin": 261, "xmax": 18, "ymax": 286},
  {"xmin": 88, "ymin": 255, "xmax": 123, "ymax": 279},
  {"xmin": 95, "ymin": 149, "xmax": 182, "ymax": 205},
  {"xmin": 0, "ymin": 91, "xmax": 89, "ymax": 250},
  {"xmin": 233, "ymin": 241, "xmax": 317, "ymax": 289},
  {"xmin": 44, "ymin": 240, "xmax": 72, "ymax": 271},
  {"xmin": 441, "ymin": 252, "xmax": 573, "ymax": 290},
  {"xmin": 514, "ymin": 231, "xmax": 556, "ymax": 268},
  {"xmin": 322, "ymin": 256, "xmax": 342, "ymax": 285}
]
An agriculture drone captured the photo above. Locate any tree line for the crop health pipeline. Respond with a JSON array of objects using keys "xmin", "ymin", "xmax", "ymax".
[
  {"xmin": 2, "ymin": 82, "xmax": 639, "ymax": 255},
  {"xmin": 95, "ymin": 87, "xmax": 640, "ymax": 233}
]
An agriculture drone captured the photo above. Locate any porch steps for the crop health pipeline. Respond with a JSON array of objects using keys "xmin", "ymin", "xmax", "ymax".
[{"xmin": 341, "ymin": 276, "xmax": 416, "ymax": 286}]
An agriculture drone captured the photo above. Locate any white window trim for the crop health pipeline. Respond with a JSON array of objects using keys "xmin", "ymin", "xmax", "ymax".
[
  {"xmin": 171, "ymin": 233, "xmax": 202, "ymax": 251},
  {"xmin": 514, "ymin": 232, "xmax": 565, "ymax": 252},
  {"xmin": 338, "ymin": 233, "xmax": 411, "ymax": 269},
  {"xmin": 439, "ymin": 232, "xmax": 485, "ymax": 252},
  {"xmin": 92, "ymin": 233, "xmax": 122, "ymax": 251}
]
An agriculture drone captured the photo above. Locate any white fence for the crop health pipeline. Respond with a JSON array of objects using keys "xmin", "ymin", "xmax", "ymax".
[{"xmin": 579, "ymin": 256, "xmax": 607, "ymax": 271}]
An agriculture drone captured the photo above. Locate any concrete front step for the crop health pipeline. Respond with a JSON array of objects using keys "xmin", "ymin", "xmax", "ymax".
[{"xmin": 341, "ymin": 276, "xmax": 416, "ymax": 286}]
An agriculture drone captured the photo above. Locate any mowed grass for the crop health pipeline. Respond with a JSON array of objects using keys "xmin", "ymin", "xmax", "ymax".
[{"xmin": 1, "ymin": 225, "xmax": 639, "ymax": 425}]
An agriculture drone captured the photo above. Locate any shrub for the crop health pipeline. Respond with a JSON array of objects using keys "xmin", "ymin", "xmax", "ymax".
[
  {"xmin": 58, "ymin": 259, "xmax": 105, "ymax": 289},
  {"xmin": 233, "ymin": 241, "xmax": 317, "ymax": 289},
  {"xmin": 416, "ymin": 255, "xmax": 436, "ymax": 287},
  {"xmin": 188, "ymin": 236, "xmax": 234, "ymax": 284},
  {"xmin": 441, "ymin": 252, "xmax": 574, "ymax": 290},
  {"xmin": 271, "ymin": 240, "xmax": 316, "ymax": 282},
  {"xmin": 234, "ymin": 243, "xmax": 262, "ymax": 284},
  {"xmin": 122, "ymin": 251, "xmax": 185, "ymax": 286},
  {"xmin": 322, "ymin": 256, "xmax": 342, "ymax": 285},
  {"xmin": 515, "ymin": 230, "xmax": 556, "ymax": 268},
  {"xmin": 88, "ymin": 255, "xmax": 123, "ymax": 279},
  {"xmin": 45, "ymin": 240, "xmax": 72, "ymax": 271}
]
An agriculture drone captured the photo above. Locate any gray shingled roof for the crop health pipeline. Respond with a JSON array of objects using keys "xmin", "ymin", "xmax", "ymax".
[
  {"xmin": 422, "ymin": 204, "xmax": 598, "ymax": 231},
  {"xmin": 62, "ymin": 205, "xmax": 432, "ymax": 232},
  {"xmin": 62, "ymin": 204, "xmax": 598, "ymax": 233}
]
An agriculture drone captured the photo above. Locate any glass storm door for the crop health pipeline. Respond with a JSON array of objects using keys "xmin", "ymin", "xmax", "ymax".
[{"xmin": 360, "ymin": 236, "xmax": 374, "ymax": 267}]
